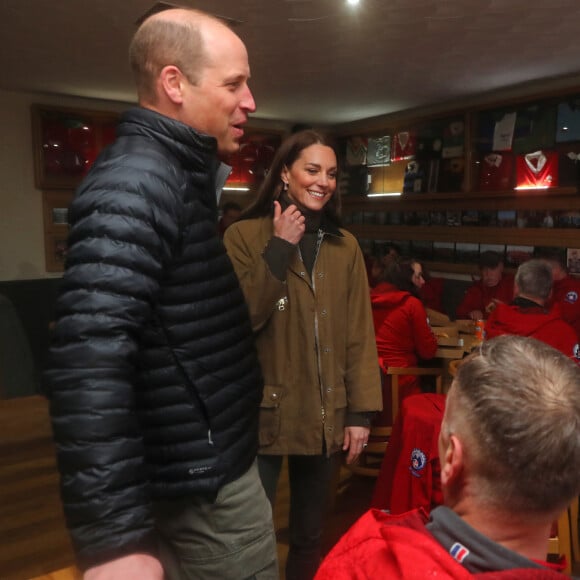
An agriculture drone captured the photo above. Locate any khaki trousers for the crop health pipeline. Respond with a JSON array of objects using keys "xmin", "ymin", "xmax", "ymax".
[{"xmin": 155, "ymin": 460, "xmax": 279, "ymax": 580}]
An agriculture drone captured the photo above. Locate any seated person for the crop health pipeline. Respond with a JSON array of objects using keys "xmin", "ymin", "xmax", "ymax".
[
  {"xmin": 486, "ymin": 259, "xmax": 580, "ymax": 363},
  {"xmin": 535, "ymin": 247, "xmax": 580, "ymax": 340},
  {"xmin": 371, "ymin": 260, "xmax": 438, "ymax": 424},
  {"xmin": 455, "ymin": 251, "xmax": 514, "ymax": 321},
  {"xmin": 365, "ymin": 243, "xmax": 401, "ymax": 288},
  {"xmin": 316, "ymin": 335, "xmax": 580, "ymax": 578},
  {"xmin": 416, "ymin": 262, "xmax": 445, "ymax": 314}
]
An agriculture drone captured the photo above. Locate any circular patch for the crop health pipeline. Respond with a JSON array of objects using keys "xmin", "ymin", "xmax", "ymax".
[
  {"xmin": 565, "ymin": 291, "xmax": 578, "ymax": 304},
  {"xmin": 410, "ymin": 448, "xmax": 427, "ymax": 476}
]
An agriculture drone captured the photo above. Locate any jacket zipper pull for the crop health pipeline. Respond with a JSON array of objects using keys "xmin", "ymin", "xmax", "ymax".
[{"xmin": 208, "ymin": 429, "xmax": 214, "ymax": 446}]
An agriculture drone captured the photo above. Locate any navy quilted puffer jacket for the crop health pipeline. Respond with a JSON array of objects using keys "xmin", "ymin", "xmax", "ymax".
[{"xmin": 44, "ymin": 107, "xmax": 263, "ymax": 570}]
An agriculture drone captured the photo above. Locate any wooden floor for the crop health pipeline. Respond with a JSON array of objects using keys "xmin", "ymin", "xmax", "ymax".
[{"xmin": 0, "ymin": 396, "xmax": 374, "ymax": 580}]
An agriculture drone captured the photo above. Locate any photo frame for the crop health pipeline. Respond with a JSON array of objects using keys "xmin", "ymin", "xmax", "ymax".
[
  {"xmin": 43, "ymin": 191, "xmax": 74, "ymax": 272},
  {"xmin": 31, "ymin": 104, "xmax": 119, "ymax": 190}
]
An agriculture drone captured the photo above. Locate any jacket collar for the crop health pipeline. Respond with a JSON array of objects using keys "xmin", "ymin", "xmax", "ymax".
[{"xmin": 119, "ymin": 107, "xmax": 218, "ymax": 172}]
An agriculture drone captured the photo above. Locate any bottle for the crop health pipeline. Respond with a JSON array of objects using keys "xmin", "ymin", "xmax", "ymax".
[{"xmin": 474, "ymin": 319, "xmax": 486, "ymax": 342}]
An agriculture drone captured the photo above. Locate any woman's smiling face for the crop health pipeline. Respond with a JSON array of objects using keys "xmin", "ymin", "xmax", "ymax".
[{"xmin": 282, "ymin": 144, "xmax": 337, "ymax": 212}]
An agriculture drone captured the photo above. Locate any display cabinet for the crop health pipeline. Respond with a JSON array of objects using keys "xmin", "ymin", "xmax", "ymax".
[{"xmin": 336, "ymin": 89, "xmax": 580, "ymax": 274}]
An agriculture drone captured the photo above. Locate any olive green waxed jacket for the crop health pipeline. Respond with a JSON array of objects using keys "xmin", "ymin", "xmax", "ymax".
[{"xmin": 224, "ymin": 216, "xmax": 382, "ymax": 456}]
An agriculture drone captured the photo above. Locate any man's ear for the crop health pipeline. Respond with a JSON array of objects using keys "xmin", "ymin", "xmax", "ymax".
[
  {"xmin": 440, "ymin": 433, "xmax": 464, "ymax": 488},
  {"xmin": 159, "ymin": 65, "xmax": 186, "ymax": 104}
]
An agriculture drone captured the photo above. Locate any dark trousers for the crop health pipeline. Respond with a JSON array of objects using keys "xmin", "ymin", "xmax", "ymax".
[{"xmin": 258, "ymin": 453, "xmax": 338, "ymax": 580}]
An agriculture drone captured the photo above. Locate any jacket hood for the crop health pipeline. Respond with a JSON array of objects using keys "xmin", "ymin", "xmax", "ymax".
[{"xmin": 371, "ymin": 282, "xmax": 412, "ymax": 309}]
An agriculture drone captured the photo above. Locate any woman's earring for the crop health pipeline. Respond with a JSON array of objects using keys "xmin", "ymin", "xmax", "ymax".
[{"xmin": 283, "ymin": 182, "xmax": 289, "ymax": 191}]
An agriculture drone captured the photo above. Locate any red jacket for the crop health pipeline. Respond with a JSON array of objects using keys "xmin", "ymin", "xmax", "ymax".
[
  {"xmin": 486, "ymin": 300, "xmax": 580, "ymax": 362},
  {"xmin": 371, "ymin": 393, "xmax": 445, "ymax": 514},
  {"xmin": 315, "ymin": 509, "xmax": 565, "ymax": 580},
  {"xmin": 548, "ymin": 275, "xmax": 580, "ymax": 340},
  {"xmin": 371, "ymin": 283, "xmax": 438, "ymax": 371},
  {"xmin": 421, "ymin": 276, "xmax": 445, "ymax": 313},
  {"xmin": 371, "ymin": 283, "xmax": 438, "ymax": 424},
  {"xmin": 455, "ymin": 274, "xmax": 514, "ymax": 320}
]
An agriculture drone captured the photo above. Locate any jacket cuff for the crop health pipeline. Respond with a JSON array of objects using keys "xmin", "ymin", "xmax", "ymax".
[
  {"xmin": 263, "ymin": 236, "xmax": 296, "ymax": 281},
  {"xmin": 345, "ymin": 411, "xmax": 374, "ymax": 427},
  {"xmin": 76, "ymin": 530, "xmax": 159, "ymax": 572}
]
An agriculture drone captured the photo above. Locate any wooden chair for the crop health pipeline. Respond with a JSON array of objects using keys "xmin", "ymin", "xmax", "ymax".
[
  {"xmin": 346, "ymin": 367, "xmax": 444, "ymax": 478},
  {"xmin": 547, "ymin": 496, "xmax": 579, "ymax": 575}
]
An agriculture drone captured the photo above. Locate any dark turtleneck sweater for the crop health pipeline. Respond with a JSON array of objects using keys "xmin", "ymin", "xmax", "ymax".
[{"xmin": 263, "ymin": 193, "xmax": 323, "ymax": 282}]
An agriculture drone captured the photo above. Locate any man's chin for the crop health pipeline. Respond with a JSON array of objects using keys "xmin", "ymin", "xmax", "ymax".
[{"xmin": 217, "ymin": 139, "xmax": 241, "ymax": 157}]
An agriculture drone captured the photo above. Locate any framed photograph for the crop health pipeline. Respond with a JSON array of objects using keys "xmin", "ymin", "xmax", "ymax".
[
  {"xmin": 43, "ymin": 190, "xmax": 73, "ymax": 272},
  {"xmin": 32, "ymin": 104, "xmax": 119, "ymax": 190},
  {"xmin": 506, "ymin": 245, "xmax": 534, "ymax": 268},
  {"xmin": 567, "ymin": 248, "xmax": 580, "ymax": 274},
  {"xmin": 478, "ymin": 210, "xmax": 498, "ymax": 227},
  {"xmin": 224, "ymin": 130, "xmax": 282, "ymax": 190},
  {"xmin": 497, "ymin": 210, "xmax": 517, "ymax": 228},
  {"xmin": 557, "ymin": 211, "xmax": 580, "ymax": 228},
  {"xmin": 433, "ymin": 241, "xmax": 455, "ymax": 262},
  {"xmin": 411, "ymin": 240, "xmax": 433, "ymax": 261},
  {"xmin": 517, "ymin": 210, "xmax": 551, "ymax": 228},
  {"xmin": 461, "ymin": 210, "xmax": 479, "ymax": 226},
  {"xmin": 455, "ymin": 242, "xmax": 479, "ymax": 264},
  {"xmin": 446, "ymin": 210, "xmax": 461, "ymax": 227},
  {"xmin": 44, "ymin": 233, "xmax": 69, "ymax": 272},
  {"xmin": 430, "ymin": 211, "xmax": 446, "ymax": 226},
  {"xmin": 480, "ymin": 244, "xmax": 506, "ymax": 261}
]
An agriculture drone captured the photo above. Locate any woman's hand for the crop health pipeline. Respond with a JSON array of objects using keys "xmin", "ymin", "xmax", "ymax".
[
  {"xmin": 273, "ymin": 201, "xmax": 305, "ymax": 245},
  {"xmin": 343, "ymin": 425, "xmax": 370, "ymax": 465}
]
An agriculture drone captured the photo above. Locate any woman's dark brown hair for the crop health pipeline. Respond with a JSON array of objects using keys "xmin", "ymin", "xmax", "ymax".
[{"xmin": 241, "ymin": 129, "xmax": 341, "ymax": 222}]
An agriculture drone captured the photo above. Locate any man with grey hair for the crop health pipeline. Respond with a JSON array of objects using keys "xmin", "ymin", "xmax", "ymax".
[
  {"xmin": 315, "ymin": 335, "xmax": 580, "ymax": 578},
  {"xmin": 45, "ymin": 6, "xmax": 277, "ymax": 580},
  {"xmin": 486, "ymin": 259, "xmax": 580, "ymax": 362}
]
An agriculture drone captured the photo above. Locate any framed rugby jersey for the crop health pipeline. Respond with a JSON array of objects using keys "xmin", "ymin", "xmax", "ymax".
[
  {"xmin": 437, "ymin": 157, "xmax": 464, "ymax": 192},
  {"xmin": 512, "ymin": 104, "xmax": 557, "ymax": 154},
  {"xmin": 476, "ymin": 110, "xmax": 516, "ymax": 152},
  {"xmin": 441, "ymin": 119, "xmax": 465, "ymax": 159},
  {"xmin": 478, "ymin": 152, "xmax": 514, "ymax": 191},
  {"xmin": 515, "ymin": 150, "xmax": 558, "ymax": 189},
  {"xmin": 346, "ymin": 136, "xmax": 368, "ymax": 166},
  {"xmin": 367, "ymin": 136, "xmax": 391, "ymax": 167},
  {"xmin": 391, "ymin": 131, "xmax": 417, "ymax": 161},
  {"xmin": 402, "ymin": 160, "xmax": 425, "ymax": 193}
]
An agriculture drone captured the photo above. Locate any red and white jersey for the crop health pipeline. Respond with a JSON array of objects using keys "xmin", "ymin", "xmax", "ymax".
[
  {"xmin": 478, "ymin": 153, "xmax": 514, "ymax": 191},
  {"xmin": 391, "ymin": 131, "xmax": 417, "ymax": 161},
  {"xmin": 515, "ymin": 150, "xmax": 558, "ymax": 189}
]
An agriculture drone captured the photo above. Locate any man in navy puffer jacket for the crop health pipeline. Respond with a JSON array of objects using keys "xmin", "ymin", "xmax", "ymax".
[{"xmin": 44, "ymin": 7, "xmax": 277, "ymax": 580}]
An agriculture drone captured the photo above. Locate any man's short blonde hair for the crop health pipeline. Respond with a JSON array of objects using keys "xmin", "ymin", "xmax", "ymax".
[
  {"xmin": 129, "ymin": 9, "xmax": 219, "ymax": 103},
  {"xmin": 451, "ymin": 335, "xmax": 580, "ymax": 513}
]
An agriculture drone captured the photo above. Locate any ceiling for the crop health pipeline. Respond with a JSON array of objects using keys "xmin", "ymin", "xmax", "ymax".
[{"xmin": 3, "ymin": 0, "xmax": 580, "ymax": 126}]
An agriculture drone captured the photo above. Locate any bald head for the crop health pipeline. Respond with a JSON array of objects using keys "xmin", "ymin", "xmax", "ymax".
[{"xmin": 129, "ymin": 8, "xmax": 232, "ymax": 104}]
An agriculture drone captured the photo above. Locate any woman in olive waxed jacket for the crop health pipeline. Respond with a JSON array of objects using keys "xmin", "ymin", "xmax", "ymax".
[{"xmin": 224, "ymin": 130, "xmax": 382, "ymax": 580}]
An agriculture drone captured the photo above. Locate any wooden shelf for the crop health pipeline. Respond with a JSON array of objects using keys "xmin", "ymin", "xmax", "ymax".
[
  {"xmin": 342, "ymin": 187, "xmax": 580, "ymax": 212},
  {"xmin": 346, "ymin": 224, "xmax": 580, "ymax": 248}
]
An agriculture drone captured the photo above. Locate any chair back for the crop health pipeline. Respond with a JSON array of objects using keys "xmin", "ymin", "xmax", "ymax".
[
  {"xmin": 347, "ymin": 367, "xmax": 444, "ymax": 478},
  {"xmin": 547, "ymin": 496, "xmax": 579, "ymax": 575}
]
